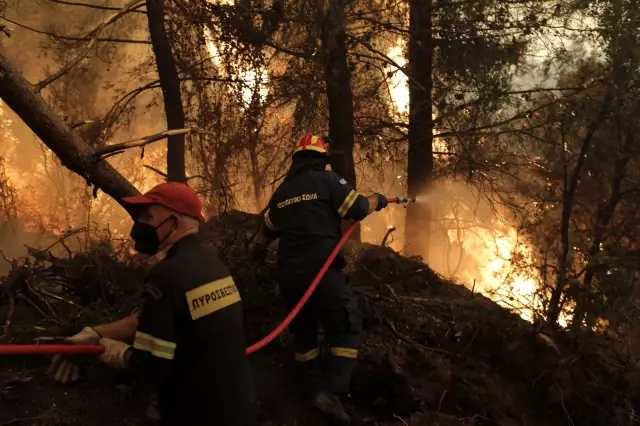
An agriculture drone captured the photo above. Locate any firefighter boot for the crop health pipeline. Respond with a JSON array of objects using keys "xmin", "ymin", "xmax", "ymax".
[{"xmin": 311, "ymin": 390, "xmax": 351, "ymax": 425}]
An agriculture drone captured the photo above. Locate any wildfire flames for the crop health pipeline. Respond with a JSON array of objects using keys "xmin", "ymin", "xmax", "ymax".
[
  {"xmin": 384, "ymin": 48, "xmax": 560, "ymax": 325},
  {"xmin": 0, "ymin": 11, "xmax": 558, "ymax": 326},
  {"xmin": 446, "ymin": 216, "xmax": 541, "ymax": 321}
]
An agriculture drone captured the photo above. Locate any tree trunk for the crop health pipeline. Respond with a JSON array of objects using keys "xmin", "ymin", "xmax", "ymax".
[
  {"xmin": 319, "ymin": 0, "xmax": 358, "ymax": 239},
  {"xmin": 571, "ymin": 135, "xmax": 629, "ymax": 330},
  {"xmin": 246, "ymin": 92, "xmax": 264, "ymax": 211},
  {"xmin": 146, "ymin": 0, "xmax": 187, "ymax": 182},
  {"xmin": 547, "ymin": 93, "xmax": 612, "ymax": 325},
  {"xmin": 0, "ymin": 52, "xmax": 139, "ymax": 203},
  {"xmin": 405, "ymin": 0, "xmax": 434, "ymax": 260},
  {"xmin": 211, "ymin": 153, "xmax": 230, "ymax": 214},
  {"xmin": 249, "ymin": 145, "xmax": 264, "ymax": 211}
]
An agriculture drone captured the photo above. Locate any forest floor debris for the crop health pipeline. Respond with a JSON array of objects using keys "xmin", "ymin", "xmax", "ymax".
[{"xmin": 0, "ymin": 211, "xmax": 639, "ymax": 425}]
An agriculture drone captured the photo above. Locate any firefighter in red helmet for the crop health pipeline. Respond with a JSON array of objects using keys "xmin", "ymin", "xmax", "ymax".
[
  {"xmin": 49, "ymin": 183, "xmax": 257, "ymax": 426},
  {"xmin": 253, "ymin": 134, "xmax": 389, "ymax": 424}
]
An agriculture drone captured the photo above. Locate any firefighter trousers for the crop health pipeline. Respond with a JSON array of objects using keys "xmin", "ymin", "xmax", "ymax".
[{"xmin": 279, "ymin": 266, "xmax": 362, "ymax": 394}]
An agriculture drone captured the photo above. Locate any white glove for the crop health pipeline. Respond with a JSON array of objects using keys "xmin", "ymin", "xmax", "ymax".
[
  {"xmin": 66, "ymin": 327, "xmax": 101, "ymax": 345},
  {"xmin": 48, "ymin": 327, "xmax": 101, "ymax": 383},
  {"xmin": 98, "ymin": 338, "xmax": 132, "ymax": 369}
]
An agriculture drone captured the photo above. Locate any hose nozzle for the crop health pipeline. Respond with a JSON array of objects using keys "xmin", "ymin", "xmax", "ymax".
[{"xmin": 387, "ymin": 196, "xmax": 416, "ymax": 206}]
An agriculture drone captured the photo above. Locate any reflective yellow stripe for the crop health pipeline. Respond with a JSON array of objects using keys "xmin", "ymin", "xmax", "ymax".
[
  {"xmin": 337, "ymin": 190, "xmax": 358, "ymax": 217},
  {"xmin": 133, "ymin": 331, "xmax": 176, "ymax": 360},
  {"xmin": 330, "ymin": 347, "xmax": 358, "ymax": 359},
  {"xmin": 186, "ymin": 276, "xmax": 241, "ymax": 320},
  {"xmin": 264, "ymin": 209, "xmax": 275, "ymax": 231},
  {"xmin": 295, "ymin": 348, "xmax": 320, "ymax": 362}
]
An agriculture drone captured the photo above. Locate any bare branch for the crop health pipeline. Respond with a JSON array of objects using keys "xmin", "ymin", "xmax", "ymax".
[
  {"xmin": 70, "ymin": 119, "xmax": 95, "ymax": 128},
  {"xmin": 45, "ymin": 0, "xmax": 147, "ymax": 13},
  {"xmin": 143, "ymin": 164, "xmax": 168, "ymax": 178},
  {"xmin": 33, "ymin": 0, "xmax": 148, "ymax": 93},
  {"xmin": 95, "ymin": 128, "xmax": 194, "ymax": 158},
  {"xmin": 0, "ymin": 15, "xmax": 150, "ymax": 44},
  {"xmin": 102, "ymin": 76, "xmax": 236, "ymax": 134},
  {"xmin": 435, "ymin": 85, "xmax": 597, "ymax": 139}
]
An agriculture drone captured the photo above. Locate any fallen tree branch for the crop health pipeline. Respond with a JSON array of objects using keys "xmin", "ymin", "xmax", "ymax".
[
  {"xmin": 383, "ymin": 318, "xmax": 451, "ymax": 355},
  {"xmin": 0, "ymin": 51, "xmax": 139, "ymax": 202},
  {"xmin": 94, "ymin": 128, "xmax": 194, "ymax": 158},
  {"xmin": 38, "ymin": 288, "xmax": 83, "ymax": 309},
  {"xmin": 70, "ymin": 119, "xmax": 95, "ymax": 129},
  {"xmin": 42, "ymin": 228, "xmax": 87, "ymax": 253},
  {"xmin": 379, "ymin": 268, "xmax": 426, "ymax": 285},
  {"xmin": 33, "ymin": 0, "xmax": 147, "ymax": 92},
  {"xmin": 16, "ymin": 293, "xmax": 64, "ymax": 326},
  {"xmin": 381, "ymin": 226, "xmax": 396, "ymax": 247}
]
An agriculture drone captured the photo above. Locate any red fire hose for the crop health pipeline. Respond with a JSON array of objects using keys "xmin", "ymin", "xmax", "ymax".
[
  {"xmin": 245, "ymin": 196, "xmax": 411, "ymax": 354},
  {"xmin": 246, "ymin": 218, "xmax": 359, "ymax": 354},
  {"xmin": 0, "ymin": 344, "xmax": 105, "ymax": 355},
  {"xmin": 0, "ymin": 197, "xmax": 414, "ymax": 357}
]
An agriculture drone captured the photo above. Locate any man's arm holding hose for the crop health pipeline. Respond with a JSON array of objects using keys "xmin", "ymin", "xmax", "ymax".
[
  {"xmin": 326, "ymin": 172, "xmax": 388, "ymax": 220},
  {"xmin": 252, "ymin": 204, "xmax": 279, "ymax": 263},
  {"xmin": 97, "ymin": 272, "xmax": 176, "ymax": 392},
  {"xmin": 48, "ymin": 311, "xmax": 140, "ymax": 383},
  {"xmin": 92, "ymin": 313, "xmax": 139, "ymax": 343}
]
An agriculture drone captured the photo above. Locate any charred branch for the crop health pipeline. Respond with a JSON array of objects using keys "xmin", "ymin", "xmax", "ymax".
[
  {"xmin": 143, "ymin": 165, "xmax": 168, "ymax": 179},
  {"xmin": 45, "ymin": 0, "xmax": 147, "ymax": 13},
  {"xmin": 94, "ymin": 128, "xmax": 193, "ymax": 158},
  {"xmin": 0, "ymin": 15, "xmax": 150, "ymax": 44},
  {"xmin": 33, "ymin": 0, "xmax": 147, "ymax": 93},
  {"xmin": 0, "ymin": 51, "xmax": 139, "ymax": 202}
]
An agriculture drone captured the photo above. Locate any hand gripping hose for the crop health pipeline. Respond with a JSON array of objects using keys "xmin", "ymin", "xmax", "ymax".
[
  {"xmin": 0, "ymin": 344, "xmax": 105, "ymax": 355},
  {"xmin": 0, "ymin": 197, "xmax": 414, "ymax": 356}
]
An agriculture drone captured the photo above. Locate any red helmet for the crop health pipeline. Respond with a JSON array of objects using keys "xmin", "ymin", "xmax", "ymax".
[
  {"xmin": 294, "ymin": 134, "xmax": 329, "ymax": 156},
  {"xmin": 121, "ymin": 182, "xmax": 205, "ymax": 222}
]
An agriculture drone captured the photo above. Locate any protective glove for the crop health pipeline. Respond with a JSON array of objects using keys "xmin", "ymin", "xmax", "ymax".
[
  {"xmin": 251, "ymin": 245, "xmax": 268, "ymax": 264},
  {"xmin": 374, "ymin": 193, "xmax": 388, "ymax": 211},
  {"xmin": 98, "ymin": 338, "xmax": 132, "ymax": 369},
  {"xmin": 48, "ymin": 326, "xmax": 100, "ymax": 383}
]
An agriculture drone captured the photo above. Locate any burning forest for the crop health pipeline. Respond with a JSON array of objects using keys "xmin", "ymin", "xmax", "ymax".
[{"xmin": 0, "ymin": 0, "xmax": 639, "ymax": 425}]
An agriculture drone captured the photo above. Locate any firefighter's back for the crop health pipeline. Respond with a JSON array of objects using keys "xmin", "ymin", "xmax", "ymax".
[
  {"xmin": 156, "ymin": 235, "xmax": 257, "ymax": 426},
  {"xmin": 268, "ymin": 170, "xmax": 344, "ymax": 271}
]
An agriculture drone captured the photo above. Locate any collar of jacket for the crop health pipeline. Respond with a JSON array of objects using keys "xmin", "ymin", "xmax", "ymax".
[
  {"xmin": 143, "ymin": 246, "xmax": 171, "ymax": 270},
  {"xmin": 142, "ymin": 232, "xmax": 199, "ymax": 270}
]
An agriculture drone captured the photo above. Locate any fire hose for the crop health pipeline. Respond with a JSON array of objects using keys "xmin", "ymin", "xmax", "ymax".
[{"xmin": 0, "ymin": 196, "xmax": 415, "ymax": 356}]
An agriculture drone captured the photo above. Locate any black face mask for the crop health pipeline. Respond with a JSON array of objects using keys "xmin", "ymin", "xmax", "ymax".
[{"xmin": 130, "ymin": 217, "xmax": 176, "ymax": 255}]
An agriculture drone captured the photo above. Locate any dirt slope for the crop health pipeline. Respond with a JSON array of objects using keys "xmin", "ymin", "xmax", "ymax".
[{"xmin": 1, "ymin": 211, "xmax": 639, "ymax": 426}]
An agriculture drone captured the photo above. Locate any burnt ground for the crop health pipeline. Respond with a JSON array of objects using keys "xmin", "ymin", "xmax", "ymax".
[{"xmin": 1, "ymin": 210, "xmax": 639, "ymax": 426}]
